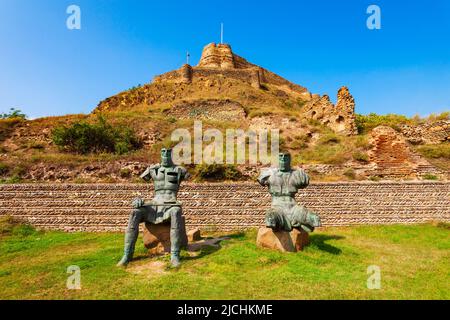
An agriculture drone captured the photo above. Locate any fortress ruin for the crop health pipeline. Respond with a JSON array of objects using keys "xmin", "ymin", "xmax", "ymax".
[{"xmin": 152, "ymin": 43, "xmax": 358, "ymax": 135}]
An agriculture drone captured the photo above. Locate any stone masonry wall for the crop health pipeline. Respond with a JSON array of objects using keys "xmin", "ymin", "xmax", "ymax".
[{"xmin": 0, "ymin": 182, "xmax": 448, "ymax": 232}]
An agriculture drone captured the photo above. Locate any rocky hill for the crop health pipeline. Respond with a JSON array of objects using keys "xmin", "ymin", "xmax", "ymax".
[
  {"xmin": 0, "ymin": 43, "xmax": 448, "ymax": 183},
  {"xmin": 95, "ymin": 42, "xmax": 357, "ymax": 135}
]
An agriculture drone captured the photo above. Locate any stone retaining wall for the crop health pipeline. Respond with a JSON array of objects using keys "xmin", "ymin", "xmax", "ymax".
[{"xmin": 0, "ymin": 182, "xmax": 449, "ymax": 232}]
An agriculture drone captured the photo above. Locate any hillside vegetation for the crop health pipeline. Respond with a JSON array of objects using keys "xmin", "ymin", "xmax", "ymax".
[{"xmin": 0, "ymin": 110, "xmax": 448, "ymax": 183}]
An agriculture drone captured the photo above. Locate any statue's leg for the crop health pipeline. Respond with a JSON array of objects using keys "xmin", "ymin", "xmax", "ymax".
[
  {"xmin": 265, "ymin": 208, "xmax": 280, "ymax": 229},
  {"xmin": 168, "ymin": 206, "xmax": 183, "ymax": 267},
  {"xmin": 117, "ymin": 207, "xmax": 145, "ymax": 266},
  {"xmin": 266, "ymin": 207, "xmax": 292, "ymax": 232},
  {"xmin": 291, "ymin": 205, "xmax": 321, "ymax": 233}
]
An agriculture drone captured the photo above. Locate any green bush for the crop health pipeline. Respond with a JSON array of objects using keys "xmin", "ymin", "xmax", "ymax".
[
  {"xmin": 352, "ymin": 151, "xmax": 369, "ymax": 162},
  {"xmin": 354, "ymin": 135, "xmax": 370, "ymax": 149},
  {"xmin": 416, "ymin": 143, "xmax": 450, "ymax": 159},
  {"xmin": 119, "ymin": 168, "xmax": 132, "ymax": 178},
  {"xmin": 52, "ymin": 116, "xmax": 142, "ymax": 155},
  {"xmin": 422, "ymin": 174, "xmax": 438, "ymax": 181},
  {"xmin": 343, "ymin": 168, "xmax": 356, "ymax": 179},
  {"xmin": 318, "ymin": 133, "xmax": 341, "ymax": 144},
  {"xmin": 355, "ymin": 113, "xmax": 413, "ymax": 134},
  {"xmin": 0, "ymin": 216, "xmax": 36, "ymax": 236},
  {"xmin": 298, "ymin": 143, "xmax": 349, "ymax": 165},
  {"xmin": 426, "ymin": 112, "xmax": 450, "ymax": 122},
  {"xmin": 0, "ymin": 108, "xmax": 27, "ymax": 120},
  {"xmin": 0, "ymin": 162, "xmax": 8, "ymax": 175},
  {"xmin": 290, "ymin": 135, "xmax": 310, "ymax": 149},
  {"xmin": 194, "ymin": 164, "xmax": 242, "ymax": 181},
  {"xmin": 11, "ymin": 165, "xmax": 26, "ymax": 178}
]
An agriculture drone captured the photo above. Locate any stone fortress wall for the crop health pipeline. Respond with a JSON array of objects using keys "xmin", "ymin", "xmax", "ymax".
[
  {"xmin": 152, "ymin": 42, "xmax": 359, "ymax": 135},
  {"xmin": 154, "ymin": 43, "xmax": 309, "ymax": 94},
  {"xmin": 1, "ymin": 182, "xmax": 448, "ymax": 232}
]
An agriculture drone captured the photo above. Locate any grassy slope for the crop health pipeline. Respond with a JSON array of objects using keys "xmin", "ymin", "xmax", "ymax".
[{"xmin": 0, "ymin": 222, "xmax": 448, "ymax": 300}]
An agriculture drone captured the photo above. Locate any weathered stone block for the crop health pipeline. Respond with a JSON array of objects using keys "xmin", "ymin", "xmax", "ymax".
[
  {"xmin": 290, "ymin": 228, "xmax": 310, "ymax": 251},
  {"xmin": 187, "ymin": 228, "xmax": 202, "ymax": 242},
  {"xmin": 143, "ymin": 217, "xmax": 188, "ymax": 255},
  {"xmin": 256, "ymin": 227, "xmax": 310, "ymax": 252}
]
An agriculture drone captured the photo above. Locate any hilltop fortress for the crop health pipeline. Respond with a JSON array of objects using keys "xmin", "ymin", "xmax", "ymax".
[
  {"xmin": 154, "ymin": 43, "xmax": 310, "ymax": 94},
  {"xmin": 97, "ymin": 43, "xmax": 358, "ymax": 135}
]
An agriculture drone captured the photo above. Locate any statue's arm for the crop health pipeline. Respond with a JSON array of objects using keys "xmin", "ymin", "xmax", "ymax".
[
  {"xmin": 179, "ymin": 166, "xmax": 191, "ymax": 181},
  {"xmin": 293, "ymin": 168, "xmax": 310, "ymax": 188},
  {"xmin": 257, "ymin": 169, "xmax": 273, "ymax": 186},
  {"xmin": 140, "ymin": 164, "xmax": 160, "ymax": 182}
]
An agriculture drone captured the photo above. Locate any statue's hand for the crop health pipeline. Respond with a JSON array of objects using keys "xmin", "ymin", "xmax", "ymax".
[{"xmin": 132, "ymin": 198, "xmax": 145, "ymax": 209}]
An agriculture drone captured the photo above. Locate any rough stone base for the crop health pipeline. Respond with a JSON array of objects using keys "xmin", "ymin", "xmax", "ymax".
[
  {"xmin": 187, "ymin": 228, "xmax": 202, "ymax": 242},
  {"xmin": 256, "ymin": 227, "xmax": 310, "ymax": 252},
  {"xmin": 143, "ymin": 217, "xmax": 188, "ymax": 255}
]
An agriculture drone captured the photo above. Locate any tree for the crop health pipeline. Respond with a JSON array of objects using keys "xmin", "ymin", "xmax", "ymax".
[{"xmin": 0, "ymin": 108, "xmax": 27, "ymax": 120}]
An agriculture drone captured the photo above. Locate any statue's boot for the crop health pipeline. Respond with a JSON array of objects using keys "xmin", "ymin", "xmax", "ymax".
[
  {"xmin": 117, "ymin": 209, "xmax": 142, "ymax": 267},
  {"xmin": 170, "ymin": 208, "xmax": 182, "ymax": 267},
  {"xmin": 116, "ymin": 229, "xmax": 138, "ymax": 267},
  {"xmin": 170, "ymin": 251, "xmax": 181, "ymax": 267}
]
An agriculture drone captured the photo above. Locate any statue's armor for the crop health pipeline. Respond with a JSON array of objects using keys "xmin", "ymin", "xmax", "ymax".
[
  {"xmin": 263, "ymin": 169, "xmax": 309, "ymax": 197},
  {"xmin": 258, "ymin": 168, "xmax": 321, "ymax": 232},
  {"xmin": 141, "ymin": 164, "xmax": 187, "ymax": 206}
]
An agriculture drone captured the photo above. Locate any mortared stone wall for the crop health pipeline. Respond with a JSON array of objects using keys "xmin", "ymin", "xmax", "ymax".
[{"xmin": 0, "ymin": 182, "xmax": 448, "ymax": 232}]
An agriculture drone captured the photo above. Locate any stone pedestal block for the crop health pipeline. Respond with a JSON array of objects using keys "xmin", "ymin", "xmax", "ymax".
[
  {"xmin": 256, "ymin": 227, "xmax": 309, "ymax": 252},
  {"xmin": 290, "ymin": 228, "xmax": 310, "ymax": 251},
  {"xmin": 187, "ymin": 228, "xmax": 202, "ymax": 242},
  {"xmin": 143, "ymin": 217, "xmax": 188, "ymax": 255}
]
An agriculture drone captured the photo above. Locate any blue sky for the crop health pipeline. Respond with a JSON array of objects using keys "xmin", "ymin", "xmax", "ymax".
[{"xmin": 0, "ymin": 0, "xmax": 449, "ymax": 119}]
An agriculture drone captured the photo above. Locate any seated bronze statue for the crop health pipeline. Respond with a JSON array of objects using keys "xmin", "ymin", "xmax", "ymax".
[
  {"xmin": 258, "ymin": 153, "xmax": 321, "ymax": 233},
  {"xmin": 117, "ymin": 148, "xmax": 190, "ymax": 267}
]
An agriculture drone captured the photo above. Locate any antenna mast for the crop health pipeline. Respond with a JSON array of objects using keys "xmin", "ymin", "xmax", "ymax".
[
  {"xmin": 186, "ymin": 51, "xmax": 190, "ymax": 65},
  {"xmin": 220, "ymin": 23, "xmax": 224, "ymax": 44}
]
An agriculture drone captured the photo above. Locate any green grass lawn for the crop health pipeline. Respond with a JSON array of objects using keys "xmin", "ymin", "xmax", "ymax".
[{"xmin": 0, "ymin": 219, "xmax": 448, "ymax": 300}]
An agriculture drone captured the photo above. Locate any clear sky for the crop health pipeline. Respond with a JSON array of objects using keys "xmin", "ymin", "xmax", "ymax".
[{"xmin": 0, "ymin": 0, "xmax": 449, "ymax": 119}]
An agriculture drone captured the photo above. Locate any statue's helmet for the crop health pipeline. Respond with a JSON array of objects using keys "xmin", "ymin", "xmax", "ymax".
[
  {"xmin": 278, "ymin": 152, "xmax": 291, "ymax": 172},
  {"xmin": 161, "ymin": 148, "xmax": 174, "ymax": 167}
]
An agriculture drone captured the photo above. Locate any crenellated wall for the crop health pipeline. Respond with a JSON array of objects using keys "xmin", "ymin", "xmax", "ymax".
[{"xmin": 1, "ymin": 182, "xmax": 448, "ymax": 232}]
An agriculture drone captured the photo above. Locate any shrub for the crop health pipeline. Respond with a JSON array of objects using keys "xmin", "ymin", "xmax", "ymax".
[
  {"xmin": 355, "ymin": 113, "xmax": 412, "ymax": 134},
  {"xmin": 422, "ymin": 174, "xmax": 439, "ymax": 180},
  {"xmin": 27, "ymin": 141, "xmax": 45, "ymax": 150},
  {"xmin": 354, "ymin": 135, "xmax": 370, "ymax": 150},
  {"xmin": 7, "ymin": 175, "xmax": 22, "ymax": 184},
  {"xmin": 343, "ymin": 168, "xmax": 356, "ymax": 179},
  {"xmin": 353, "ymin": 151, "xmax": 369, "ymax": 162},
  {"xmin": 194, "ymin": 164, "xmax": 242, "ymax": 181},
  {"xmin": 426, "ymin": 112, "xmax": 450, "ymax": 122},
  {"xmin": 298, "ymin": 144, "xmax": 349, "ymax": 165},
  {"xmin": 290, "ymin": 135, "xmax": 310, "ymax": 150},
  {"xmin": 0, "ymin": 162, "xmax": 8, "ymax": 175},
  {"xmin": 318, "ymin": 133, "xmax": 341, "ymax": 144},
  {"xmin": 248, "ymin": 110, "xmax": 273, "ymax": 119},
  {"xmin": 11, "ymin": 165, "xmax": 26, "ymax": 178},
  {"xmin": 0, "ymin": 216, "xmax": 36, "ymax": 236},
  {"xmin": 416, "ymin": 143, "xmax": 450, "ymax": 159},
  {"xmin": 0, "ymin": 108, "xmax": 27, "ymax": 120},
  {"xmin": 52, "ymin": 116, "xmax": 142, "ymax": 155},
  {"xmin": 296, "ymin": 98, "xmax": 307, "ymax": 109},
  {"xmin": 120, "ymin": 168, "xmax": 132, "ymax": 178}
]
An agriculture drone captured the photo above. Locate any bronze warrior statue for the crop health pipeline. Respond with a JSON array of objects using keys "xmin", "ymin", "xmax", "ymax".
[
  {"xmin": 117, "ymin": 148, "xmax": 190, "ymax": 267},
  {"xmin": 258, "ymin": 153, "xmax": 321, "ymax": 233}
]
